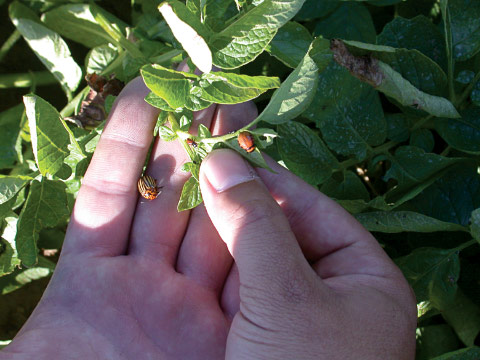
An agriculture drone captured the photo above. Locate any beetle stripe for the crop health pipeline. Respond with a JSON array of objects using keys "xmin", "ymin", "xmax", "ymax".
[{"xmin": 138, "ymin": 175, "xmax": 159, "ymax": 200}]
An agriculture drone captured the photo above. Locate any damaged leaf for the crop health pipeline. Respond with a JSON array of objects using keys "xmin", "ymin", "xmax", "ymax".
[{"xmin": 330, "ymin": 39, "xmax": 459, "ymax": 118}]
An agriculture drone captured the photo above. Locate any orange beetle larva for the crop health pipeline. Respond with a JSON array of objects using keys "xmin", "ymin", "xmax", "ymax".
[
  {"xmin": 137, "ymin": 175, "xmax": 161, "ymax": 200},
  {"xmin": 186, "ymin": 138, "xmax": 198, "ymax": 148},
  {"xmin": 237, "ymin": 131, "xmax": 255, "ymax": 153}
]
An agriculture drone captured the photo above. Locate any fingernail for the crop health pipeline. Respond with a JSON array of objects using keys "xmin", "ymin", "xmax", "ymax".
[{"xmin": 202, "ymin": 149, "xmax": 257, "ymax": 192}]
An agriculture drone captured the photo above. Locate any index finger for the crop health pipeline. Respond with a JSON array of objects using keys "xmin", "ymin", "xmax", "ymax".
[{"xmin": 63, "ymin": 78, "xmax": 159, "ymax": 257}]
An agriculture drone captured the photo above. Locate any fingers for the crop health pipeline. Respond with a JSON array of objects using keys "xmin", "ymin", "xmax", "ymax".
[
  {"xmin": 127, "ymin": 60, "xmax": 218, "ymax": 263},
  {"xmin": 127, "ymin": 105, "xmax": 216, "ymax": 262},
  {"xmin": 175, "ymin": 103, "xmax": 257, "ymax": 293},
  {"xmin": 200, "ymin": 149, "xmax": 320, "ymax": 296},
  {"xmin": 64, "ymin": 77, "xmax": 159, "ymax": 257},
  {"xmin": 256, "ymin": 159, "xmax": 401, "ymax": 279}
]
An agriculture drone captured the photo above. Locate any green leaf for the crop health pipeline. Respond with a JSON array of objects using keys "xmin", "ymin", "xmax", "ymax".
[
  {"xmin": 456, "ymin": 70, "xmax": 475, "ymax": 84},
  {"xmin": 355, "ymin": 211, "xmax": 467, "ymax": 233},
  {"xmin": 333, "ymin": 40, "xmax": 458, "ymax": 118},
  {"xmin": 1, "ymin": 213, "xmax": 21, "ymax": 276},
  {"xmin": 469, "ymin": 208, "xmax": 480, "ymax": 244},
  {"xmin": 376, "ymin": 61, "xmax": 458, "ymax": 118},
  {"xmin": 430, "ymin": 347, "xmax": 480, "ymax": 360},
  {"xmin": 210, "ymin": 0, "xmax": 306, "ymax": 69},
  {"xmin": 177, "ymin": 176, "xmax": 203, "ymax": 211},
  {"xmin": 442, "ymin": 0, "xmax": 480, "ymax": 61},
  {"xmin": 141, "ymin": 64, "xmax": 197, "ymax": 109},
  {"xmin": 144, "ymin": 92, "xmax": 176, "ymax": 111},
  {"xmin": 179, "ymin": 115, "xmax": 192, "ymax": 132},
  {"xmin": 470, "ymin": 208, "xmax": 480, "ymax": 243},
  {"xmin": 320, "ymin": 171, "xmax": 370, "ymax": 201},
  {"xmin": 385, "ymin": 146, "xmax": 462, "ymax": 190},
  {"xmin": 266, "ymin": 21, "xmax": 312, "ymax": 68},
  {"xmin": 442, "ymin": 290, "xmax": 480, "ymax": 346},
  {"xmin": 10, "ymin": 2, "xmax": 82, "ymax": 93},
  {"xmin": 407, "ymin": 165, "xmax": 480, "ymax": 226},
  {"xmin": 339, "ymin": 39, "xmax": 449, "ymax": 96},
  {"xmin": 158, "ymin": 126, "xmax": 177, "ymax": 141},
  {"xmin": 294, "ymin": 0, "xmax": 338, "ymax": 21},
  {"xmin": 384, "ymin": 151, "xmax": 462, "ymax": 204},
  {"xmin": 199, "ymin": 72, "xmax": 280, "ymax": 104},
  {"xmin": 435, "ymin": 107, "xmax": 480, "ymax": 154},
  {"xmin": 41, "ymin": 3, "xmax": 128, "ymax": 48},
  {"xmin": 313, "ymin": 2, "xmax": 376, "ymax": 43},
  {"xmin": 198, "ymin": 123, "xmax": 211, "ymax": 138},
  {"xmin": 15, "ymin": 178, "xmax": 69, "ymax": 267},
  {"xmin": 472, "ymin": 80, "xmax": 480, "ymax": 107},
  {"xmin": 159, "ymin": 1, "xmax": 212, "ymax": 73},
  {"xmin": 409, "ymin": 129, "xmax": 434, "ymax": 153},
  {"xmin": 385, "ymin": 113, "xmax": 409, "ymax": 142},
  {"xmin": 185, "ymin": 86, "xmax": 214, "ymax": 111},
  {"xmin": 366, "ymin": 0, "xmax": 403, "ymax": 5},
  {"xmin": 24, "ymin": 95, "xmax": 71, "ymax": 176},
  {"xmin": 0, "ymin": 256, "xmax": 55, "ymax": 295},
  {"xmin": 188, "ymin": 0, "xmax": 232, "ymax": 31},
  {"xmin": 181, "ymin": 162, "xmax": 200, "ymax": 181},
  {"xmin": 377, "ymin": 15, "xmax": 447, "ymax": 72},
  {"xmin": 160, "ymin": 0, "xmax": 211, "ymax": 39},
  {"xmin": 86, "ymin": 45, "xmax": 118, "ymax": 74},
  {"xmin": 277, "ymin": 121, "xmax": 338, "ymax": 186},
  {"xmin": 0, "ymin": 104, "xmax": 23, "ymax": 169},
  {"xmin": 395, "ymin": 246, "xmax": 461, "ymax": 310},
  {"xmin": 309, "ymin": 36, "xmax": 334, "ymax": 71},
  {"xmin": 304, "ymin": 61, "xmax": 386, "ymax": 160},
  {"xmin": 258, "ymin": 50, "xmax": 319, "ymax": 124},
  {"xmin": 0, "ymin": 175, "xmax": 33, "ymax": 205},
  {"xmin": 0, "ymin": 197, "xmax": 17, "ymax": 224},
  {"xmin": 416, "ymin": 325, "xmax": 461, "ymax": 360}
]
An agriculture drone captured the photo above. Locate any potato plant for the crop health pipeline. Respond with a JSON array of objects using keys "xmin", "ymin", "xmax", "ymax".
[{"xmin": 1, "ymin": 0, "xmax": 480, "ymax": 357}]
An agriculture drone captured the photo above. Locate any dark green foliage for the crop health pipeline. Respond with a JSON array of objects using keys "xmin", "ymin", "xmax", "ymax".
[{"xmin": 1, "ymin": 0, "xmax": 480, "ymax": 354}]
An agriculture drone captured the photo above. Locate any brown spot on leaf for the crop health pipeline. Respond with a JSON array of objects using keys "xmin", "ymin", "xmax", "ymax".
[
  {"xmin": 66, "ymin": 74, "xmax": 124, "ymax": 129},
  {"xmin": 330, "ymin": 39, "xmax": 384, "ymax": 87}
]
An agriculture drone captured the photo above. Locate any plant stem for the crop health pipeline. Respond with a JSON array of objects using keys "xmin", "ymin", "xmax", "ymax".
[
  {"xmin": 338, "ymin": 157, "xmax": 359, "ymax": 172},
  {"xmin": 371, "ymin": 140, "xmax": 398, "ymax": 156},
  {"xmin": 0, "ymin": 29, "xmax": 21, "ymax": 63},
  {"xmin": 93, "ymin": 7, "xmax": 146, "ymax": 61},
  {"xmin": 440, "ymin": 146, "xmax": 451, "ymax": 157},
  {"xmin": 60, "ymin": 116, "xmax": 87, "ymax": 157},
  {"xmin": 199, "ymin": 131, "xmax": 238, "ymax": 144},
  {"xmin": 456, "ymin": 239, "xmax": 478, "ymax": 252},
  {"xmin": 60, "ymin": 86, "xmax": 90, "ymax": 118},
  {"xmin": 411, "ymin": 115, "xmax": 433, "ymax": 132},
  {"xmin": 199, "ymin": 117, "xmax": 262, "ymax": 145},
  {"xmin": 168, "ymin": 113, "xmax": 196, "ymax": 160},
  {"xmin": 0, "ymin": 71, "xmax": 56, "ymax": 88},
  {"xmin": 441, "ymin": 3, "xmax": 456, "ymax": 103},
  {"xmin": 100, "ymin": 50, "xmax": 127, "ymax": 76},
  {"xmin": 150, "ymin": 49, "xmax": 184, "ymax": 65}
]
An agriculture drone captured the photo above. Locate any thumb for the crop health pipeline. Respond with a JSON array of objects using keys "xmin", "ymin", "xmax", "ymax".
[{"xmin": 199, "ymin": 149, "xmax": 314, "ymax": 293}]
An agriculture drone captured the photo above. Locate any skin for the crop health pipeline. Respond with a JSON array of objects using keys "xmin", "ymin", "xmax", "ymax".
[{"xmin": 0, "ymin": 77, "xmax": 417, "ymax": 360}]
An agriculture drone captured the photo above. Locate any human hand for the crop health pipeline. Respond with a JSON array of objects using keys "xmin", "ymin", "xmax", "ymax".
[{"xmin": 1, "ymin": 76, "xmax": 416, "ymax": 360}]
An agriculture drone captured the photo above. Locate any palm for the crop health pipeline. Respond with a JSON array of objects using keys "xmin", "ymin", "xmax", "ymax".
[{"xmin": 29, "ymin": 254, "xmax": 229, "ymax": 359}]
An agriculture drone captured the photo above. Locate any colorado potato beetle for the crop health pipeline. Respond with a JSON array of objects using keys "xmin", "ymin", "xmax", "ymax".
[
  {"xmin": 138, "ymin": 175, "xmax": 161, "ymax": 200},
  {"xmin": 237, "ymin": 131, "xmax": 255, "ymax": 153},
  {"xmin": 186, "ymin": 138, "xmax": 198, "ymax": 148}
]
